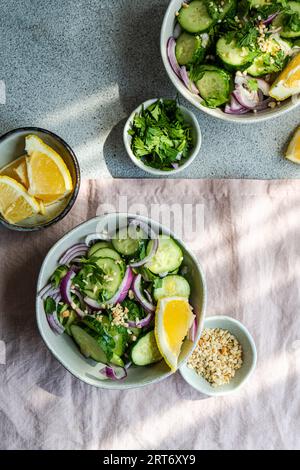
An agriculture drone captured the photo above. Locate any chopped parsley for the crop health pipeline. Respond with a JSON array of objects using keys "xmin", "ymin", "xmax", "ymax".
[{"xmin": 128, "ymin": 99, "xmax": 193, "ymax": 171}]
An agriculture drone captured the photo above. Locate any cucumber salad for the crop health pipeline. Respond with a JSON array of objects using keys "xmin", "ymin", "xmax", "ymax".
[
  {"xmin": 168, "ymin": 0, "xmax": 300, "ymax": 114},
  {"xmin": 39, "ymin": 220, "xmax": 195, "ymax": 380}
]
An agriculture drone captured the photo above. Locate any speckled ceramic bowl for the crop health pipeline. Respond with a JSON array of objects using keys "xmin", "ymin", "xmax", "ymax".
[
  {"xmin": 0, "ymin": 127, "xmax": 80, "ymax": 231},
  {"xmin": 36, "ymin": 213, "xmax": 207, "ymax": 389},
  {"xmin": 161, "ymin": 0, "xmax": 300, "ymax": 123}
]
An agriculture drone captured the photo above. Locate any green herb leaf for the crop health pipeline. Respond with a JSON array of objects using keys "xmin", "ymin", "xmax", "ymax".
[{"xmin": 44, "ymin": 297, "xmax": 56, "ymax": 314}]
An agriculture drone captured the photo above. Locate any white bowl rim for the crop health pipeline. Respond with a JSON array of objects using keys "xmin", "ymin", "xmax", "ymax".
[
  {"xmin": 36, "ymin": 212, "xmax": 207, "ymax": 390},
  {"xmin": 179, "ymin": 315, "xmax": 257, "ymax": 397},
  {"xmin": 160, "ymin": 0, "xmax": 300, "ymax": 124},
  {"xmin": 123, "ymin": 98, "xmax": 202, "ymax": 175}
]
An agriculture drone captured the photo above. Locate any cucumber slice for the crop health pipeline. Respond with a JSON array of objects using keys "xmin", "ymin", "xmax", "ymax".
[
  {"xmin": 217, "ymin": 0, "xmax": 237, "ymax": 19},
  {"xmin": 216, "ymin": 36, "xmax": 255, "ymax": 70},
  {"xmin": 92, "ymin": 247, "xmax": 122, "ymax": 261},
  {"xmin": 153, "ymin": 275, "xmax": 191, "ymax": 301},
  {"xmin": 88, "ymin": 241, "xmax": 111, "ymax": 257},
  {"xmin": 70, "ymin": 325, "xmax": 107, "ymax": 363},
  {"xmin": 194, "ymin": 65, "xmax": 232, "ymax": 107},
  {"xmin": 65, "ymin": 311, "xmax": 77, "ymax": 336},
  {"xmin": 146, "ymin": 236, "xmax": 183, "ymax": 275},
  {"xmin": 248, "ymin": 0, "xmax": 272, "ymax": 7},
  {"xmin": 95, "ymin": 258, "xmax": 123, "ymax": 299},
  {"xmin": 274, "ymin": 2, "xmax": 300, "ymax": 39},
  {"xmin": 246, "ymin": 38, "xmax": 291, "ymax": 76},
  {"xmin": 112, "ymin": 226, "xmax": 143, "ymax": 256},
  {"xmin": 131, "ymin": 331, "xmax": 162, "ymax": 366},
  {"xmin": 175, "ymin": 32, "xmax": 205, "ymax": 66},
  {"xmin": 178, "ymin": 1, "xmax": 214, "ymax": 34}
]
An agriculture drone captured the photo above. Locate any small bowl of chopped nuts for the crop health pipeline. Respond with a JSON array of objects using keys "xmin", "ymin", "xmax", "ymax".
[{"xmin": 180, "ymin": 316, "xmax": 257, "ymax": 397}]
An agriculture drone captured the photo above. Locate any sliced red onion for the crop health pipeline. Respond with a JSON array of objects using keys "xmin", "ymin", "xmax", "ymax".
[
  {"xmin": 144, "ymin": 289, "xmax": 153, "ymax": 304},
  {"xmin": 39, "ymin": 284, "xmax": 60, "ymax": 300},
  {"xmin": 235, "ymin": 74, "xmax": 270, "ymax": 97},
  {"xmin": 188, "ymin": 316, "xmax": 197, "ymax": 342},
  {"xmin": 46, "ymin": 312, "xmax": 64, "ymax": 335},
  {"xmin": 262, "ymin": 12, "xmax": 278, "ymax": 25},
  {"xmin": 256, "ymin": 78, "xmax": 270, "ymax": 96},
  {"xmin": 132, "ymin": 274, "xmax": 155, "ymax": 314},
  {"xmin": 85, "ymin": 232, "xmax": 110, "ymax": 246},
  {"xmin": 233, "ymin": 87, "xmax": 259, "ymax": 109},
  {"xmin": 127, "ymin": 312, "xmax": 153, "ymax": 329},
  {"xmin": 171, "ymin": 162, "xmax": 179, "ymax": 170},
  {"xmin": 180, "ymin": 66, "xmax": 199, "ymax": 95},
  {"xmin": 59, "ymin": 243, "xmax": 88, "ymax": 265},
  {"xmin": 84, "ymin": 296, "xmax": 104, "ymax": 310},
  {"xmin": 125, "ymin": 361, "xmax": 132, "ymax": 370},
  {"xmin": 60, "ymin": 270, "xmax": 76, "ymax": 305},
  {"xmin": 99, "ymin": 364, "xmax": 127, "ymax": 380},
  {"xmin": 255, "ymin": 96, "xmax": 275, "ymax": 111},
  {"xmin": 167, "ymin": 37, "xmax": 181, "ymax": 78}
]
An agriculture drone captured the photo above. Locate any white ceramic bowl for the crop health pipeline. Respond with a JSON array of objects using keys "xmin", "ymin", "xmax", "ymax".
[
  {"xmin": 160, "ymin": 0, "xmax": 300, "ymax": 123},
  {"xmin": 180, "ymin": 315, "xmax": 257, "ymax": 396},
  {"xmin": 123, "ymin": 98, "xmax": 202, "ymax": 175},
  {"xmin": 36, "ymin": 213, "xmax": 207, "ymax": 389}
]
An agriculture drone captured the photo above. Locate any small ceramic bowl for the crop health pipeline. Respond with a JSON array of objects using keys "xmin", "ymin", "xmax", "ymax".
[
  {"xmin": 161, "ymin": 0, "xmax": 300, "ymax": 123},
  {"xmin": 123, "ymin": 98, "xmax": 202, "ymax": 176},
  {"xmin": 180, "ymin": 315, "xmax": 257, "ymax": 397},
  {"xmin": 0, "ymin": 127, "xmax": 80, "ymax": 231},
  {"xmin": 36, "ymin": 213, "xmax": 207, "ymax": 389}
]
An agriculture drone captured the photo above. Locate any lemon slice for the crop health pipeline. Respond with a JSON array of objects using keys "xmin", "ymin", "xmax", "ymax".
[
  {"xmin": 25, "ymin": 135, "xmax": 73, "ymax": 203},
  {"xmin": 155, "ymin": 297, "xmax": 195, "ymax": 372},
  {"xmin": 285, "ymin": 127, "xmax": 300, "ymax": 164},
  {"xmin": 0, "ymin": 175, "xmax": 40, "ymax": 224},
  {"xmin": 270, "ymin": 53, "xmax": 300, "ymax": 101},
  {"xmin": 0, "ymin": 155, "xmax": 27, "ymax": 183},
  {"xmin": 14, "ymin": 158, "xmax": 29, "ymax": 188}
]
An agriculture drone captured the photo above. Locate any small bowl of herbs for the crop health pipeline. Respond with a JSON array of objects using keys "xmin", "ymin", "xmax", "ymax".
[{"xmin": 123, "ymin": 98, "xmax": 202, "ymax": 175}]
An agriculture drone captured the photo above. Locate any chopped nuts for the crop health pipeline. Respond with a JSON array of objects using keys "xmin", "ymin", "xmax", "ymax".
[{"xmin": 188, "ymin": 328, "xmax": 243, "ymax": 387}]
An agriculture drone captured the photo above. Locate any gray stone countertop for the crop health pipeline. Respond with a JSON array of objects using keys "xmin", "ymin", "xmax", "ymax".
[{"xmin": 0, "ymin": 0, "xmax": 300, "ymax": 179}]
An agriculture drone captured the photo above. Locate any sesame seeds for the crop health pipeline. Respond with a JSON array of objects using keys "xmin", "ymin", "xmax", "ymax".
[
  {"xmin": 188, "ymin": 328, "xmax": 243, "ymax": 388},
  {"xmin": 110, "ymin": 303, "xmax": 129, "ymax": 327}
]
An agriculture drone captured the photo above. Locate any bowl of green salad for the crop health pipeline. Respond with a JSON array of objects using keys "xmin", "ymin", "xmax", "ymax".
[
  {"xmin": 124, "ymin": 98, "xmax": 202, "ymax": 174},
  {"xmin": 36, "ymin": 213, "xmax": 206, "ymax": 389},
  {"xmin": 161, "ymin": 0, "xmax": 300, "ymax": 122}
]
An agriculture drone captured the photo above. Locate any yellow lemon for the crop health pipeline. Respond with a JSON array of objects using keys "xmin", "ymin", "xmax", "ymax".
[
  {"xmin": 270, "ymin": 53, "xmax": 300, "ymax": 101},
  {"xmin": 14, "ymin": 158, "xmax": 29, "ymax": 188},
  {"xmin": 0, "ymin": 175, "xmax": 40, "ymax": 224},
  {"xmin": 155, "ymin": 297, "xmax": 195, "ymax": 372},
  {"xmin": 285, "ymin": 127, "xmax": 300, "ymax": 164},
  {"xmin": 0, "ymin": 155, "xmax": 27, "ymax": 184},
  {"xmin": 25, "ymin": 135, "xmax": 73, "ymax": 203}
]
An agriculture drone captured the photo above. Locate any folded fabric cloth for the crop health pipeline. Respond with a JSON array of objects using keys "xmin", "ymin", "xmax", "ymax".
[{"xmin": 0, "ymin": 179, "xmax": 299, "ymax": 450}]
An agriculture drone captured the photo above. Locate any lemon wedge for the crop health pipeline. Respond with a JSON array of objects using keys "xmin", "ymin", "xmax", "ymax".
[
  {"xmin": 270, "ymin": 53, "xmax": 300, "ymax": 101},
  {"xmin": 25, "ymin": 135, "xmax": 73, "ymax": 203},
  {"xmin": 0, "ymin": 175, "xmax": 40, "ymax": 224},
  {"xmin": 155, "ymin": 297, "xmax": 195, "ymax": 372},
  {"xmin": 285, "ymin": 127, "xmax": 300, "ymax": 164},
  {"xmin": 0, "ymin": 155, "xmax": 27, "ymax": 184},
  {"xmin": 14, "ymin": 157, "xmax": 29, "ymax": 188}
]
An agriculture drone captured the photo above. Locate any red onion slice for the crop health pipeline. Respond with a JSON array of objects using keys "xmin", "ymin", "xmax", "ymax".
[
  {"xmin": 225, "ymin": 95, "xmax": 249, "ymax": 114},
  {"xmin": 99, "ymin": 364, "xmax": 127, "ymax": 380},
  {"xmin": 39, "ymin": 284, "xmax": 60, "ymax": 300},
  {"xmin": 167, "ymin": 37, "xmax": 181, "ymax": 78},
  {"xmin": 263, "ymin": 12, "xmax": 278, "ymax": 25},
  {"xmin": 180, "ymin": 66, "xmax": 199, "ymax": 95},
  {"xmin": 127, "ymin": 312, "xmax": 153, "ymax": 329},
  {"xmin": 84, "ymin": 296, "xmax": 104, "ymax": 310},
  {"xmin": 233, "ymin": 87, "xmax": 259, "ymax": 109},
  {"xmin": 59, "ymin": 243, "xmax": 88, "ymax": 265},
  {"xmin": 47, "ymin": 312, "xmax": 64, "ymax": 335},
  {"xmin": 132, "ymin": 274, "xmax": 155, "ymax": 314},
  {"xmin": 60, "ymin": 270, "xmax": 76, "ymax": 305}
]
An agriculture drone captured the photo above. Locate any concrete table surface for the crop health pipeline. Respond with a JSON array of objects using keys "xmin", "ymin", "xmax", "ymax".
[{"xmin": 0, "ymin": 0, "xmax": 300, "ymax": 179}]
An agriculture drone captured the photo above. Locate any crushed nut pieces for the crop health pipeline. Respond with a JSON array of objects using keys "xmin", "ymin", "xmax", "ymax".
[{"xmin": 188, "ymin": 328, "xmax": 243, "ymax": 387}]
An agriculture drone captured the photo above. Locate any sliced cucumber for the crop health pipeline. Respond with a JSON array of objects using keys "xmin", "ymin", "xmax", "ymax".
[
  {"xmin": 95, "ymin": 258, "xmax": 123, "ymax": 299},
  {"xmin": 146, "ymin": 236, "xmax": 183, "ymax": 275},
  {"xmin": 65, "ymin": 311, "xmax": 77, "ymax": 336},
  {"xmin": 92, "ymin": 247, "xmax": 121, "ymax": 261},
  {"xmin": 70, "ymin": 325, "xmax": 107, "ymax": 363},
  {"xmin": 248, "ymin": 0, "xmax": 272, "ymax": 7},
  {"xmin": 175, "ymin": 32, "xmax": 205, "ymax": 66},
  {"xmin": 153, "ymin": 275, "xmax": 191, "ymax": 301},
  {"xmin": 217, "ymin": 0, "xmax": 237, "ymax": 19},
  {"xmin": 246, "ymin": 38, "xmax": 291, "ymax": 76},
  {"xmin": 178, "ymin": 0, "xmax": 214, "ymax": 34},
  {"xmin": 112, "ymin": 226, "xmax": 143, "ymax": 256},
  {"xmin": 274, "ymin": 2, "xmax": 300, "ymax": 39},
  {"xmin": 194, "ymin": 65, "xmax": 232, "ymax": 107},
  {"xmin": 88, "ymin": 241, "xmax": 111, "ymax": 257},
  {"xmin": 216, "ymin": 36, "xmax": 255, "ymax": 70},
  {"xmin": 131, "ymin": 331, "xmax": 162, "ymax": 366}
]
